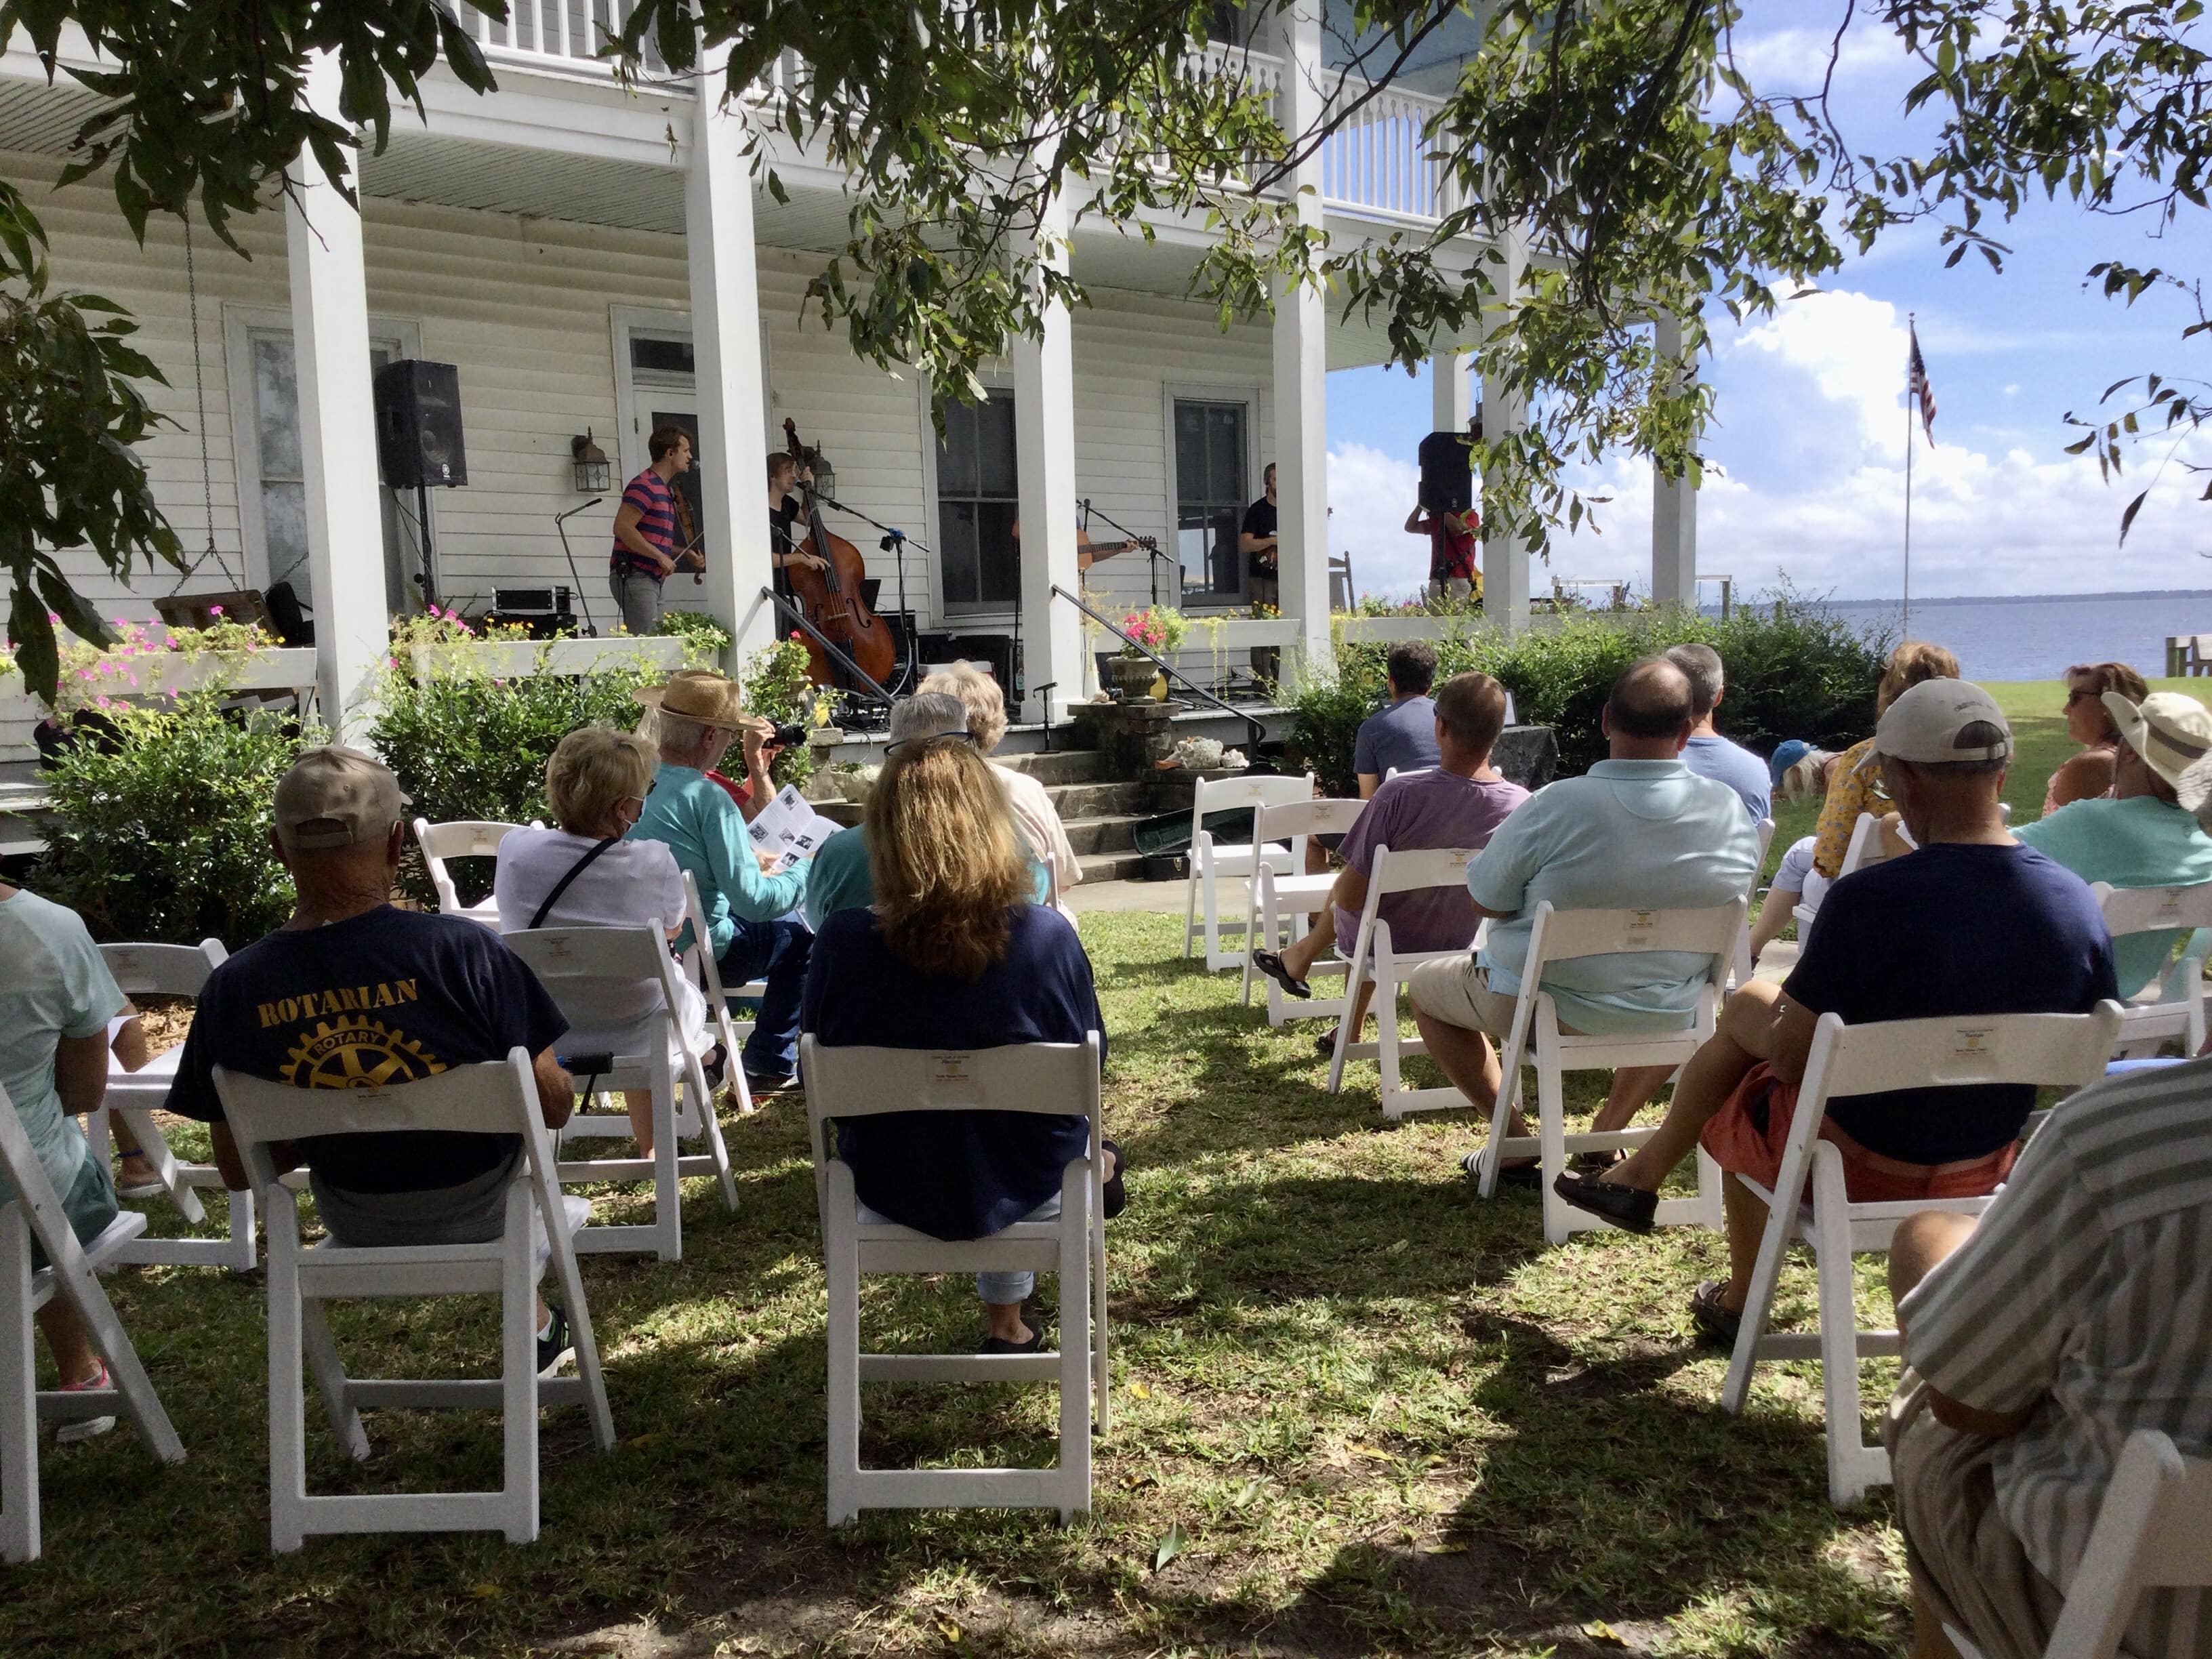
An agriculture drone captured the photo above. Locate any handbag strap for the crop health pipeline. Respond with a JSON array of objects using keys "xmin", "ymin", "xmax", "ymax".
[{"xmin": 529, "ymin": 836, "xmax": 621, "ymax": 932}]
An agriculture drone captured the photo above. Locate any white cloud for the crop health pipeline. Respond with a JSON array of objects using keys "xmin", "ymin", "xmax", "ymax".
[
  {"xmin": 1326, "ymin": 441, "xmax": 1431, "ymax": 599},
  {"xmin": 1723, "ymin": 22, "xmax": 1906, "ymax": 91}
]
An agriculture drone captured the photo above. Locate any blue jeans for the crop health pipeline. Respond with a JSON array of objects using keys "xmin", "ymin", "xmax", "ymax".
[
  {"xmin": 717, "ymin": 916, "xmax": 811, "ymax": 1078},
  {"xmin": 858, "ymin": 1194, "xmax": 1061, "ymax": 1305}
]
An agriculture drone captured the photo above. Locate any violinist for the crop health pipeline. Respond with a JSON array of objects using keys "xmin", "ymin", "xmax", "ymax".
[
  {"xmin": 610, "ymin": 425, "xmax": 699, "ymax": 635},
  {"xmin": 766, "ymin": 453, "xmax": 831, "ymax": 597}
]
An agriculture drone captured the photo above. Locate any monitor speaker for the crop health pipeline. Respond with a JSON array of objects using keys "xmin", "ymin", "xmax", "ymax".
[
  {"xmin": 915, "ymin": 631, "xmax": 1013, "ymax": 690},
  {"xmin": 373, "ymin": 359, "xmax": 468, "ymax": 489},
  {"xmin": 1417, "ymin": 429, "xmax": 1473, "ymax": 514}
]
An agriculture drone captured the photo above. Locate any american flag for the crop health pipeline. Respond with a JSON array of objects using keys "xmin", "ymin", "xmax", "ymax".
[{"xmin": 1908, "ymin": 323, "xmax": 1938, "ymax": 445}]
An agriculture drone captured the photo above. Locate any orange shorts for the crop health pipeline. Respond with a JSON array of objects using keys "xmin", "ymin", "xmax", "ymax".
[{"xmin": 1697, "ymin": 1063, "xmax": 2016, "ymax": 1204}]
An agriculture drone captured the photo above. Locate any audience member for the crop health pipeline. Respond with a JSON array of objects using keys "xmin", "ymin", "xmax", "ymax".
[
  {"xmin": 0, "ymin": 880, "xmax": 131, "ymax": 1438},
  {"xmin": 1812, "ymin": 642, "xmax": 1961, "ymax": 880},
  {"xmin": 2045, "ymin": 659, "xmax": 2150, "ymax": 813},
  {"xmin": 1746, "ymin": 834, "xmax": 1829, "ymax": 965},
  {"xmin": 1354, "ymin": 642, "xmax": 1443, "ymax": 798},
  {"xmin": 802, "ymin": 731, "xmax": 1120, "ymax": 1354},
  {"xmin": 1251, "ymin": 672, "xmax": 1528, "ymax": 1056},
  {"xmin": 1407, "ymin": 657, "xmax": 1759, "ymax": 1183},
  {"xmin": 495, "ymin": 725, "xmax": 714, "ymax": 1157},
  {"xmin": 804, "ymin": 693, "xmax": 1052, "ymax": 931},
  {"xmin": 920, "ymin": 663, "xmax": 1080, "ymax": 922},
  {"xmin": 1886, "ymin": 1052, "xmax": 2212, "ymax": 1659},
  {"xmin": 1666, "ymin": 643, "xmax": 1771, "ymax": 822},
  {"xmin": 165, "ymin": 747, "xmax": 579, "ymax": 1372},
  {"xmin": 630, "ymin": 668, "xmax": 811, "ymax": 1093},
  {"xmin": 1553, "ymin": 682, "xmax": 2117, "ymax": 1344},
  {"xmin": 2015, "ymin": 689, "xmax": 2212, "ymax": 998}
]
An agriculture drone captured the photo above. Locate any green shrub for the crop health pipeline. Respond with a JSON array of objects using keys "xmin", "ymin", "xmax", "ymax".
[
  {"xmin": 35, "ymin": 693, "xmax": 322, "ymax": 944},
  {"xmin": 1286, "ymin": 596, "xmax": 1889, "ymax": 789}
]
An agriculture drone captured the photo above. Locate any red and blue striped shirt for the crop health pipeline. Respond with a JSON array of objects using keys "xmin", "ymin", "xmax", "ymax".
[{"xmin": 612, "ymin": 468, "xmax": 676, "ymax": 579}]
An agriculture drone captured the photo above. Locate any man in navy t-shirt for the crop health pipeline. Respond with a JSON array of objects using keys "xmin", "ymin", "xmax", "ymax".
[
  {"xmin": 1554, "ymin": 680, "xmax": 2117, "ymax": 1343},
  {"xmin": 1353, "ymin": 640, "xmax": 1443, "ymax": 796},
  {"xmin": 166, "ymin": 747, "xmax": 578, "ymax": 1364}
]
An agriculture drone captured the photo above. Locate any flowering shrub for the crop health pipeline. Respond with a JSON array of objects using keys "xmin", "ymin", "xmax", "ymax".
[
  {"xmin": 653, "ymin": 609, "xmax": 735, "ymax": 657},
  {"xmin": 1117, "ymin": 605, "xmax": 1187, "ymax": 659},
  {"xmin": 1, "ymin": 610, "xmax": 283, "ymax": 714}
]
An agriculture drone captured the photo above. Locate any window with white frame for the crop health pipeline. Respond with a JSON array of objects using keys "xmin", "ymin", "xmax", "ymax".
[
  {"xmin": 934, "ymin": 390, "xmax": 1020, "ymax": 613},
  {"xmin": 1172, "ymin": 397, "xmax": 1251, "ymax": 604}
]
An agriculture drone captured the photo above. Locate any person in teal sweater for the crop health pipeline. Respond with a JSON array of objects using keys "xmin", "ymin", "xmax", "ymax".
[
  {"xmin": 2015, "ymin": 690, "xmax": 2212, "ymax": 999},
  {"xmin": 630, "ymin": 669, "xmax": 811, "ymax": 1090}
]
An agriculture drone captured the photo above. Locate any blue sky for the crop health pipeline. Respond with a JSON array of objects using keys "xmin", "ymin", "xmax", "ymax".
[{"xmin": 1322, "ymin": 3, "xmax": 2212, "ymax": 603}]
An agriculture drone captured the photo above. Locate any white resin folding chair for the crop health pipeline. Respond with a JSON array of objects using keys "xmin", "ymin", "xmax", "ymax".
[
  {"xmin": 413, "ymin": 817, "xmax": 540, "ymax": 928},
  {"xmin": 800, "ymin": 1034, "xmax": 1107, "ymax": 1526},
  {"xmin": 2091, "ymin": 882, "xmax": 2212, "ymax": 1058},
  {"xmin": 1943, "ymin": 1429, "xmax": 2212, "ymax": 1659},
  {"xmin": 1473, "ymin": 899, "xmax": 1746, "ymax": 1246},
  {"xmin": 678, "ymin": 871, "xmax": 759, "ymax": 1118},
  {"xmin": 1791, "ymin": 807, "xmax": 2003, "ymax": 937},
  {"xmin": 501, "ymin": 922, "xmax": 737, "ymax": 1261},
  {"xmin": 1325, "ymin": 845, "xmax": 1486, "ymax": 1119},
  {"xmin": 1, "ymin": 1080, "xmax": 185, "ymax": 1562},
  {"xmin": 1182, "ymin": 772, "xmax": 1315, "ymax": 970},
  {"xmin": 1240, "ymin": 796, "xmax": 1367, "ymax": 1021},
  {"xmin": 1721, "ymin": 1002, "xmax": 2121, "ymax": 1508},
  {"xmin": 215, "ymin": 1050, "xmax": 615, "ymax": 1551},
  {"xmin": 1729, "ymin": 819, "xmax": 1777, "ymax": 988},
  {"xmin": 85, "ymin": 939, "xmax": 258, "ymax": 1271}
]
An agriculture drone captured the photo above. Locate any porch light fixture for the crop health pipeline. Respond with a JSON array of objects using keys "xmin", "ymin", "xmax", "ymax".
[
  {"xmin": 808, "ymin": 446, "xmax": 836, "ymax": 501},
  {"xmin": 570, "ymin": 430, "xmax": 612, "ymax": 494}
]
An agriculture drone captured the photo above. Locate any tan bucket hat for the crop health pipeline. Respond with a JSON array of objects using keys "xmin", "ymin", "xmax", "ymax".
[
  {"xmin": 2103, "ymin": 691, "xmax": 2212, "ymax": 792},
  {"xmin": 631, "ymin": 667, "xmax": 747, "ymax": 730}
]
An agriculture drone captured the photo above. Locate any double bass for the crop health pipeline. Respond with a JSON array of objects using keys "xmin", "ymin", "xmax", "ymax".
[{"xmin": 781, "ymin": 418, "xmax": 897, "ymax": 692}]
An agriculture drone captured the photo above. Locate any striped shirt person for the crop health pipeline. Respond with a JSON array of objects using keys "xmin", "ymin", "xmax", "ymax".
[{"xmin": 609, "ymin": 424, "xmax": 692, "ymax": 636}]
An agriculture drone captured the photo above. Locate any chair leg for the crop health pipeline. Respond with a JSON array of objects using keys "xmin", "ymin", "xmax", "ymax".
[
  {"xmin": 653, "ymin": 1073, "xmax": 683, "ymax": 1263},
  {"xmin": 226, "ymin": 1181, "xmax": 259, "ymax": 1275},
  {"xmin": 1813, "ymin": 1153, "xmax": 1878, "ymax": 1507},
  {"xmin": 1376, "ymin": 964, "xmax": 1404, "ymax": 1118},
  {"xmin": 824, "ymin": 1206, "xmax": 863, "ymax": 1528},
  {"xmin": 501, "ymin": 1202, "xmax": 539, "ymax": 1545},
  {"xmin": 1240, "ymin": 882, "xmax": 1262, "ymax": 1006},
  {"xmin": 1721, "ymin": 1184, "xmax": 1799, "ymax": 1416},
  {"xmin": 1182, "ymin": 864, "xmax": 1199, "ymax": 960},
  {"xmin": 1057, "ymin": 1179, "xmax": 1092, "ymax": 1522},
  {"xmin": 1092, "ymin": 1204, "xmax": 1111, "ymax": 1441},
  {"xmin": 688, "ymin": 1051, "xmax": 739, "ymax": 1212},
  {"xmin": 299, "ymin": 1296, "xmax": 369, "ymax": 1462},
  {"xmin": 1536, "ymin": 1039, "xmax": 1574, "ymax": 1246},
  {"xmin": 268, "ymin": 1206, "xmax": 310, "ymax": 1553},
  {"xmin": 0, "ymin": 1209, "xmax": 39, "ymax": 1564}
]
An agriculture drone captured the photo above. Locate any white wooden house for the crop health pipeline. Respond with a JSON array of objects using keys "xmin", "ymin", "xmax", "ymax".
[{"xmin": 0, "ymin": 3, "xmax": 1699, "ymax": 750}]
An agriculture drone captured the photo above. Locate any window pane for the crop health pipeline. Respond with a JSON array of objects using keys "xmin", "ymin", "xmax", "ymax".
[
  {"xmin": 1175, "ymin": 404, "xmax": 1208, "ymax": 504},
  {"xmin": 937, "ymin": 401, "xmax": 979, "ymax": 497},
  {"xmin": 262, "ymin": 481, "xmax": 312, "ymax": 606},
  {"xmin": 630, "ymin": 334, "xmax": 695, "ymax": 376},
  {"xmin": 253, "ymin": 335, "xmax": 302, "ymax": 480},
  {"xmin": 1209, "ymin": 406, "xmax": 1245, "ymax": 502},
  {"xmin": 977, "ymin": 501, "xmax": 1019, "ymax": 605},
  {"xmin": 939, "ymin": 500, "xmax": 981, "ymax": 607},
  {"xmin": 975, "ymin": 393, "xmax": 1018, "ymax": 497}
]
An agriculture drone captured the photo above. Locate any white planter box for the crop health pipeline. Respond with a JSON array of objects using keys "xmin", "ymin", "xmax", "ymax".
[
  {"xmin": 1332, "ymin": 615, "xmax": 1490, "ymax": 645},
  {"xmin": 0, "ymin": 646, "xmax": 321, "ymax": 705},
  {"xmin": 407, "ymin": 634, "xmax": 689, "ymax": 682}
]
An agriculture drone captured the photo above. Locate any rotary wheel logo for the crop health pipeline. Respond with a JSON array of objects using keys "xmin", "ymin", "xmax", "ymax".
[{"xmin": 282, "ymin": 1018, "xmax": 445, "ymax": 1090}]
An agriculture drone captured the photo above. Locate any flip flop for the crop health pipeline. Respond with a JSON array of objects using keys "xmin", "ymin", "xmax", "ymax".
[{"xmin": 1250, "ymin": 950, "xmax": 1312, "ymax": 1000}]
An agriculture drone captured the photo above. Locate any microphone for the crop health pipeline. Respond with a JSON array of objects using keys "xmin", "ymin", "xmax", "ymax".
[{"xmin": 554, "ymin": 497, "xmax": 604, "ymax": 524}]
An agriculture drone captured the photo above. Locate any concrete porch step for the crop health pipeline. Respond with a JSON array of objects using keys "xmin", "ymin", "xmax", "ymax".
[
  {"xmin": 994, "ymin": 748, "xmax": 1105, "ymax": 785},
  {"xmin": 1044, "ymin": 779, "xmax": 1151, "ymax": 817},
  {"xmin": 1061, "ymin": 812, "xmax": 1148, "ymax": 857},
  {"xmin": 1076, "ymin": 848, "xmax": 1149, "ymax": 884}
]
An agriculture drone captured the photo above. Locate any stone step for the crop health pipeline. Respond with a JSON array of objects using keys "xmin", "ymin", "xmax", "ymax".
[
  {"xmin": 993, "ymin": 748, "xmax": 1105, "ymax": 785},
  {"xmin": 1076, "ymin": 848, "xmax": 1149, "ymax": 884},
  {"xmin": 1060, "ymin": 812, "xmax": 1147, "ymax": 857},
  {"xmin": 1044, "ymin": 779, "xmax": 1151, "ymax": 818}
]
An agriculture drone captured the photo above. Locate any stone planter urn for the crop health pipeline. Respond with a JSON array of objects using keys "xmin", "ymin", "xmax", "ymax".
[{"xmin": 1109, "ymin": 655, "xmax": 1164, "ymax": 701}]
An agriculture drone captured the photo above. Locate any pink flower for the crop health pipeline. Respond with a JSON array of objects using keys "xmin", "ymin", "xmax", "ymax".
[{"xmin": 208, "ymin": 605, "xmax": 224, "ymax": 616}]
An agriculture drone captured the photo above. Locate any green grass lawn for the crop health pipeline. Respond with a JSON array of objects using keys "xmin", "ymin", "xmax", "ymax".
[{"xmin": 12, "ymin": 676, "xmax": 2154, "ymax": 1658}]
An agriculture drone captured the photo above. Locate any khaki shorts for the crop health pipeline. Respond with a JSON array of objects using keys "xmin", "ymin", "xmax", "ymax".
[{"xmin": 1407, "ymin": 955, "xmax": 1523, "ymax": 1038}]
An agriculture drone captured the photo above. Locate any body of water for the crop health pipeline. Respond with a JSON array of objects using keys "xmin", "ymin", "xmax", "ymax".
[{"xmin": 1714, "ymin": 590, "xmax": 2212, "ymax": 683}]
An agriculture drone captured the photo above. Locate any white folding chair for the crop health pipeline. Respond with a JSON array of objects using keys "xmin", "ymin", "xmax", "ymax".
[
  {"xmin": 2091, "ymin": 881, "xmax": 2212, "ymax": 1058},
  {"xmin": 0, "ymin": 1080, "xmax": 185, "ymax": 1562},
  {"xmin": 1240, "ymin": 796, "xmax": 1367, "ymax": 1021},
  {"xmin": 800, "ymin": 1033, "xmax": 1107, "ymax": 1526},
  {"xmin": 214, "ymin": 1050, "xmax": 616, "ymax": 1551},
  {"xmin": 1730, "ymin": 818, "xmax": 1777, "ymax": 987},
  {"xmin": 1721, "ymin": 1002, "xmax": 2122, "ymax": 1507},
  {"xmin": 678, "ymin": 871, "xmax": 759, "ymax": 1118},
  {"xmin": 413, "ymin": 818, "xmax": 540, "ymax": 928},
  {"xmin": 1325, "ymin": 845, "xmax": 1486, "ymax": 1118},
  {"xmin": 1182, "ymin": 772, "xmax": 1315, "ymax": 970},
  {"xmin": 1793, "ymin": 813, "xmax": 1889, "ymax": 937},
  {"xmin": 86, "ymin": 939, "xmax": 258, "ymax": 1272},
  {"xmin": 1945, "ymin": 1429, "xmax": 2212, "ymax": 1659},
  {"xmin": 1474, "ymin": 899, "xmax": 1746, "ymax": 1246},
  {"xmin": 502, "ymin": 922, "xmax": 737, "ymax": 1261}
]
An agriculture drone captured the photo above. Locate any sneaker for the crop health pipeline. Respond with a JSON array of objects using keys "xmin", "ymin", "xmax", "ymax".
[
  {"xmin": 536, "ymin": 1307, "xmax": 575, "ymax": 1378},
  {"xmin": 55, "ymin": 1361, "xmax": 116, "ymax": 1445},
  {"xmin": 743, "ymin": 1067, "xmax": 796, "ymax": 1096}
]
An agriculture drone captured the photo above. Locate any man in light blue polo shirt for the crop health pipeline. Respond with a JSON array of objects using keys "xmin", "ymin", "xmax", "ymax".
[
  {"xmin": 1408, "ymin": 656, "xmax": 1759, "ymax": 1179},
  {"xmin": 1667, "ymin": 642, "xmax": 1773, "ymax": 823}
]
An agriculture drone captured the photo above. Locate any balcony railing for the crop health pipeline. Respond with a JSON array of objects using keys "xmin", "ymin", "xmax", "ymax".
[{"xmin": 464, "ymin": 16, "xmax": 1454, "ymax": 222}]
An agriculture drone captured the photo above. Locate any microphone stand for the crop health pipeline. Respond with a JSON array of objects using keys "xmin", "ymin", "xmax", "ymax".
[
  {"xmin": 553, "ymin": 498, "xmax": 603, "ymax": 636},
  {"xmin": 1086, "ymin": 499, "xmax": 1174, "ymax": 608}
]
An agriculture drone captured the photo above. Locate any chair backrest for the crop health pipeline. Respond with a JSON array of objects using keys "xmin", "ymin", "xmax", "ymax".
[
  {"xmin": 1253, "ymin": 796, "xmax": 1364, "ymax": 844},
  {"xmin": 2093, "ymin": 880, "xmax": 2212, "ymax": 940},
  {"xmin": 1370, "ymin": 844, "xmax": 1480, "ymax": 899},
  {"xmin": 2049, "ymin": 1429, "xmax": 2212, "ymax": 1659},
  {"xmin": 413, "ymin": 817, "xmax": 539, "ymax": 912},
  {"xmin": 216, "ymin": 1052, "xmax": 544, "ymax": 1162},
  {"xmin": 1523, "ymin": 898, "xmax": 1749, "ymax": 975},
  {"xmin": 1188, "ymin": 772, "xmax": 1315, "ymax": 838},
  {"xmin": 1753, "ymin": 817, "xmax": 1776, "ymax": 869},
  {"xmin": 1837, "ymin": 813, "xmax": 1887, "ymax": 878},
  {"xmin": 0, "ymin": 1077, "xmax": 85, "ymax": 1265},
  {"xmin": 1797, "ymin": 1004, "xmax": 2123, "ymax": 1109},
  {"xmin": 98, "ymin": 938, "xmax": 228, "ymax": 999},
  {"xmin": 499, "ymin": 924, "xmax": 685, "ymax": 1055}
]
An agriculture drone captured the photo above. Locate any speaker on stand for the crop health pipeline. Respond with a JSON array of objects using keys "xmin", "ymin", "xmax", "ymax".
[
  {"xmin": 1416, "ymin": 429, "xmax": 1475, "ymax": 514},
  {"xmin": 373, "ymin": 360, "xmax": 469, "ymax": 609}
]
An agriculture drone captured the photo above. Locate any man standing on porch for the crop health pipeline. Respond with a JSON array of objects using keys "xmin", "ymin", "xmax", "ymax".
[
  {"xmin": 1241, "ymin": 462, "xmax": 1280, "ymax": 680},
  {"xmin": 609, "ymin": 426, "xmax": 691, "ymax": 635}
]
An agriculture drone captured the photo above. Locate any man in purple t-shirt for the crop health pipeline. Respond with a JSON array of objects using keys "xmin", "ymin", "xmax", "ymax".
[
  {"xmin": 1254, "ymin": 672, "xmax": 1529, "ymax": 1053},
  {"xmin": 609, "ymin": 424, "xmax": 694, "ymax": 635}
]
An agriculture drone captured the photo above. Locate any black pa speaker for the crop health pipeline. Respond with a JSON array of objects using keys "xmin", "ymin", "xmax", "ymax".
[
  {"xmin": 1417, "ymin": 429, "xmax": 1473, "ymax": 514},
  {"xmin": 373, "ymin": 359, "xmax": 468, "ymax": 489},
  {"xmin": 916, "ymin": 631, "xmax": 1014, "ymax": 690}
]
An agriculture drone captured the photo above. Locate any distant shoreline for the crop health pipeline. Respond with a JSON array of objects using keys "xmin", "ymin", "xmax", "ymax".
[{"xmin": 1808, "ymin": 588, "xmax": 2212, "ymax": 609}]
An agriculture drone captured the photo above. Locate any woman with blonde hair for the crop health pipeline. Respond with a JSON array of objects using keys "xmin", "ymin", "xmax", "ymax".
[
  {"xmin": 802, "ymin": 733, "xmax": 1120, "ymax": 1354},
  {"xmin": 920, "ymin": 663, "xmax": 1081, "ymax": 922},
  {"xmin": 2045, "ymin": 659, "xmax": 2150, "ymax": 811},
  {"xmin": 1809, "ymin": 640, "xmax": 1962, "ymax": 880},
  {"xmin": 494, "ymin": 724, "xmax": 714, "ymax": 1155}
]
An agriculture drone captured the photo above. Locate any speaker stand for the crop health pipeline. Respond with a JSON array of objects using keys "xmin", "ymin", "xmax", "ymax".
[{"xmin": 415, "ymin": 480, "xmax": 441, "ymax": 610}]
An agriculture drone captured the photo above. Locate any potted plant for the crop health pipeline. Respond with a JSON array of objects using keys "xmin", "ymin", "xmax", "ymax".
[{"xmin": 1113, "ymin": 606, "xmax": 1186, "ymax": 701}]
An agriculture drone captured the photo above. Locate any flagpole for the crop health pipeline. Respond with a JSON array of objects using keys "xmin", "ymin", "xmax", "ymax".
[{"xmin": 1903, "ymin": 311, "xmax": 1915, "ymax": 642}]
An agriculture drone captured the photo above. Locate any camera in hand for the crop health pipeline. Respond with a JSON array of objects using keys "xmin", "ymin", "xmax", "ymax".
[{"xmin": 768, "ymin": 722, "xmax": 808, "ymax": 749}]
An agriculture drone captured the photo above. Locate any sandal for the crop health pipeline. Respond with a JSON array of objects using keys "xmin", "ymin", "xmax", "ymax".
[{"xmin": 1250, "ymin": 951, "xmax": 1312, "ymax": 1000}]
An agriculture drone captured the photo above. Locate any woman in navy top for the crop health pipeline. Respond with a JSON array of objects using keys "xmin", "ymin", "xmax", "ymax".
[{"xmin": 802, "ymin": 730, "xmax": 1115, "ymax": 1353}]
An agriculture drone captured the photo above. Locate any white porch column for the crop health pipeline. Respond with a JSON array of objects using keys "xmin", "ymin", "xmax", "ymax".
[
  {"xmin": 687, "ymin": 47, "xmax": 775, "ymax": 660},
  {"xmin": 1650, "ymin": 311, "xmax": 1698, "ymax": 609},
  {"xmin": 1273, "ymin": 0, "xmax": 1332, "ymax": 682},
  {"xmin": 1431, "ymin": 350, "xmax": 1471, "ymax": 432},
  {"xmin": 1478, "ymin": 228, "xmax": 1532, "ymax": 634},
  {"xmin": 287, "ymin": 53, "xmax": 387, "ymax": 742},
  {"xmin": 1012, "ymin": 187, "xmax": 1082, "ymax": 724}
]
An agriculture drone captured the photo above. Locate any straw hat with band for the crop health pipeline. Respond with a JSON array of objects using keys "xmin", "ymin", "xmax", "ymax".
[
  {"xmin": 632, "ymin": 668, "xmax": 748, "ymax": 731},
  {"xmin": 2103, "ymin": 691, "xmax": 2212, "ymax": 793}
]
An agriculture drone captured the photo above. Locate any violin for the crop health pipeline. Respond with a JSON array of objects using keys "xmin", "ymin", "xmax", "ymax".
[{"xmin": 782, "ymin": 418, "xmax": 897, "ymax": 693}]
